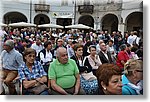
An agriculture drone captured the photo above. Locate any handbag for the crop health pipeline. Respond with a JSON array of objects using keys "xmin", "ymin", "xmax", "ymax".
[
  {"xmin": 81, "ymin": 72, "xmax": 97, "ymax": 81},
  {"xmin": 27, "ymin": 81, "xmax": 49, "ymax": 95}
]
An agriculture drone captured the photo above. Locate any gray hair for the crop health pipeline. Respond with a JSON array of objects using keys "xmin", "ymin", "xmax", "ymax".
[
  {"xmin": 4, "ymin": 40, "xmax": 14, "ymax": 49},
  {"xmin": 56, "ymin": 47, "xmax": 66, "ymax": 58},
  {"xmin": 119, "ymin": 44, "xmax": 127, "ymax": 51}
]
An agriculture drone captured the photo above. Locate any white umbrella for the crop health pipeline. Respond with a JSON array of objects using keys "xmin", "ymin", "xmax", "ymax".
[
  {"xmin": 0, "ymin": 23, "xmax": 7, "ymax": 27},
  {"xmin": 38, "ymin": 24, "xmax": 63, "ymax": 29},
  {"xmin": 65, "ymin": 24, "xmax": 93, "ymax": 29},
  {"xmin": 9, "ymin": 22, "xmax": 36, "ymax": 27}
]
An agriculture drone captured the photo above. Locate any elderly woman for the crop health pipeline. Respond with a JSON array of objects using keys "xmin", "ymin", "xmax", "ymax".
[
  {"xmin": 18, "ymin": 48, "xmax": 49, "ymax": 95},
  {"xmin": 116, "ymin": 44, "xmax": 129, "ymax": 71},
  {"xmin": 122, "ymin": 59, "xmax": 143, "ymax": 95},
  {"xmin": 96, "ymin": 64, "xmax": 122, "ymax": 95}
]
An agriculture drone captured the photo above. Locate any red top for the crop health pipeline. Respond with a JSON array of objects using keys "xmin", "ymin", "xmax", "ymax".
[{"xmin": 116, "ymin": 51, "xmax": 129, "ymax": 69}]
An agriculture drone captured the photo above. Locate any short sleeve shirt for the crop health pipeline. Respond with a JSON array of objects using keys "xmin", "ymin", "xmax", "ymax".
[
  {"xmin": 48, "ymin": 59, "xmax": 79, "ymax": 88},
  {"xmin": 18, "ymin": 61, "xmax": 47, "ymax": 82}
]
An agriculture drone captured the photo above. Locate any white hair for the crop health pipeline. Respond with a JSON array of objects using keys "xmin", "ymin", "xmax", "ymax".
[{"xmin": 56, "ymin": 47, "xmax": 66, "ymax": 58}]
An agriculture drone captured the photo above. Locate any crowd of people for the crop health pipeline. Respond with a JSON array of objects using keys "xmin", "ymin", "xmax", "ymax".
[{"xmin": 0, "ymin": 27, "xmax": 143, "ymax": 95}]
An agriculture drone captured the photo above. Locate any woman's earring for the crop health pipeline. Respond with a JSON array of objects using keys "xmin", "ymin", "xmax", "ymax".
[{"xmin": 103, "ymin": 87, "xmax": 106, "ymax": 90}]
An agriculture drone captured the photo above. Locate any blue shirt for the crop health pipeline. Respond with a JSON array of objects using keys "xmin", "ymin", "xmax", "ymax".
[
  {"xmin": 18, "ymin": 61, "xmax": 47, "ymax": 82},
  {"xmin": 122, "ymin": 74, "xmax": 137, "ymax": 95},
  {"xmin": 1, "ymin": 49, "xmax": 24, "ymax": 70}
]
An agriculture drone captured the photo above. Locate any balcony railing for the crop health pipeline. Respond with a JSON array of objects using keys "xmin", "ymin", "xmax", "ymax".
[
  {"xmin": 34, "ymin": 4, "xmax": 50, "ymax": 13},
  {"xmin": 78, "ymin": 5, "xmax": 94, "ymax": 14}
]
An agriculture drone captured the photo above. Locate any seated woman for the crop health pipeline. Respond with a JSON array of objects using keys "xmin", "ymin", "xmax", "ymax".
[
  {"xmin": 84, "ymin": 45, "xmax": 102, "ymax": 76},
  {"xmin": 38, "ymin": 41, "xmax": 53, "ymax": 73},
  {"xmin": 18, "ymin": 48, "xmax": 49, "ymax": 95},
  {"xmin": 122, "ymin": 59, "xmax": 143, "ymax": 95},
  {"xmin": 96, "ymin": 64, "xmax": 122, "ymax": 95},
  {"xmin": 126, "ymin": 43, "xmax": 139, "ymax": 60},
  {"xmin": 71, "ymin": 44, "xmax": 98, "ymax": 95},
  {"xmin": 116, "ymin": 44, "xmax": 129, "ymax": 72}
]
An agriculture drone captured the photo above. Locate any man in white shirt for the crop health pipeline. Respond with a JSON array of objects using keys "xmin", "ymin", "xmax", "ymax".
[{"xmin": 31, "ymin": 36, "xmax": 43, "ymax": 58}]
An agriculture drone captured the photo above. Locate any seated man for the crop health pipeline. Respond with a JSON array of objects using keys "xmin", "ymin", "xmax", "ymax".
[
  {"xmin": 48, "ymin": 47, "xmax": 85, "ymax": 95},
  {"xmin": 0, "ymin": 40, "xmax": 24, "ymax": 94}
]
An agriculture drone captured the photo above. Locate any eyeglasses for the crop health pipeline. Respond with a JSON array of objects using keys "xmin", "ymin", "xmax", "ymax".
[{"xmin": 136, "ymin": 70, "xmax": 143, "ymax": 73}]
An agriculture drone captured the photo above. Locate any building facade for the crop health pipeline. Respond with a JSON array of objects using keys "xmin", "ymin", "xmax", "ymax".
[{"xmin": 1, "ymin": 0, "xmax": 143, "ymax": 33}]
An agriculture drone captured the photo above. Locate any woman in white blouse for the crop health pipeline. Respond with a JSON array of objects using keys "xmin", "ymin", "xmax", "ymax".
[{"xmin": 39, "ymin": 41, "xmax": 53, "ymax": 73}]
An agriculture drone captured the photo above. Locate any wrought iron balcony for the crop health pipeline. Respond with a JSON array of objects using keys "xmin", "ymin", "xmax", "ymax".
[
  {"xmin": 34, "ymin": 4, "xmax": 50, "ymax": 13},
  {"xmin": 78, "ymin": 5, "xmax": 94, "ymax": 14}
]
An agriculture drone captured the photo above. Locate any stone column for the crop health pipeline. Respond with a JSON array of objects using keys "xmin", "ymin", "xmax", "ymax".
[
  {"xmin": 51, "ymin": 18, "xmax": 56, "ymax": 24},
  {"xmin": 94, "ymin": 17, "xmax": 101, "ymax": 31},
  {"xmin": 118, "ymin": 23, "xmax": 125, "ymax": 35},
  {"xmin": 94, "ymin": 23, "xmax": 96, "ymax": 30},
  {"xmin": 72, "ymin": 18, "xmax": 75, "ymax": 25},
  {"xmin": 94, "ymin": 22, "xmax": 101, "ymax": 31}
]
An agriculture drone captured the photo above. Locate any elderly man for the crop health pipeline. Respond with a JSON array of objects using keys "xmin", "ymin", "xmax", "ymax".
[
  {"xmin": 0, "ymin": 40, "xmax": 24, "ymax": 94},
  {"xmin": 98, "ymin": 42, "xmax": 113, "ymax": 64},
  {"xmin": 48, "ymin": 47, "xmax": 85, "ymax": 95}
]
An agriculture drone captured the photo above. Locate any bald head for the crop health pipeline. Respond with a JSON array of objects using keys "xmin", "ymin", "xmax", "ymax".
[
  {"xmin": 56, "ymin": 47, "xmax": 68, "ymax": 64},
  {"xmin": 56, "ymin": 47, "xmax": 65, "ymax": 56}
]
